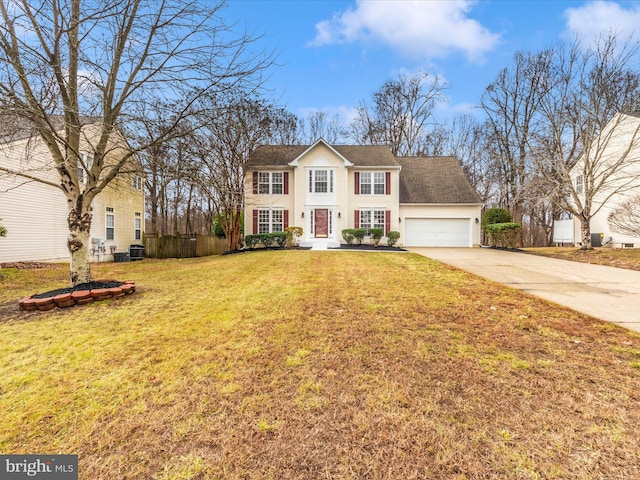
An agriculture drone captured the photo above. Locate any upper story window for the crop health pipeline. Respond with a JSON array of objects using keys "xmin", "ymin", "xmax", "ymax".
[
  {"xmin": 309, "ymin": 169, "xmax": 334, "ymax": 194},
  {"xmin": 360, "ymin": 172, "xmax": 386, "ymax": 195},
  {"xmin": 132, "ymin": 175, "xmax": 143, "ymax": 191},
  {"xmin": 355, "ymin": 171, "xmax": 390, "ymax": 195},
  {"xmin": 253, "ymin": 171, "xmax": 288, "ymax": 195},
  {"xmin": 575, "ymin": 174, "xmax": 584, "ymax": 194},
  {"xmin": 78, "ymin": 151, "xmax": 93, "ymax": 183}
]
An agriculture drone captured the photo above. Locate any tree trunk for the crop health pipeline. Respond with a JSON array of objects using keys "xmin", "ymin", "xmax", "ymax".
[
  {"xmin": 67, "ymin": 202, "xmax": 93, "ymax": 285},
  {"xmin": 579, "ymin": 213, "xmax": 592, "ymax": 250}
]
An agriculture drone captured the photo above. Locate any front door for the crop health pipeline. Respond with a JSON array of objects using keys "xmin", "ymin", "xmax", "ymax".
[{"xmin": 315, "ymin": 209, "xmax": 329, "ymax": 238}]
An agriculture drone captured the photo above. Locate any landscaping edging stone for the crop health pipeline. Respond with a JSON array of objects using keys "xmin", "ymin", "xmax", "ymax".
[{"xmin": 19, "ymin": 281, "xmax": 136, "ymax": 312}]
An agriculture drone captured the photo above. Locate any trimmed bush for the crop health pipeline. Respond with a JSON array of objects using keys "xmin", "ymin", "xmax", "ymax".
[
  {"xmin": 386, "ymin": 231, "xmax": 400, "ymax": 246},
  {"xmin": 342, "ymin": 229, "xmax": 356, "ymax": 245},
  {"xmin": 272, "ymin": 232, "xmax": 287, "ymax": 247},
  {"xmin": 353, "ymin": 228, "xmax": 366, "ymax": 245},
  {"xmin": 370, "ymin": 228, "xmax": 384, "ymax": 246},
  {"xmin": 482, "ymin": 208, "xmax": 512, "ymax": 230},
  {"xmin": 484, "ymin": 222, "xmax": 521, "ymax": 249},
  {"xmin": 243, "ymin": 232, "xmax": 287, "ymax": 249}
]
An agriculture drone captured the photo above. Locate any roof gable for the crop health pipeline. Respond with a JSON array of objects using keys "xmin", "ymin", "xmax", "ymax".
[
  {"xmin": 247, "ymin": 142, "xmax": 399, "ymax": 168},
  {"xmin": 288, "ymin": 138, "xmax": 354, "ymax": 167}
]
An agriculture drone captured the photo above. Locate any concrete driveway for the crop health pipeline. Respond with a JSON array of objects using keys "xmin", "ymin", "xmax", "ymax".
[{"xmin": 410, "ymin": 247, "xmax": 640, "ymax": 333}]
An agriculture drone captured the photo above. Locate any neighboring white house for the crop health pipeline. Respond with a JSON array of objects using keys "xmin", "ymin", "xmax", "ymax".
[
  {"xmin": 244, "ymin": 139, "xmax": 483, "ymax": 248},
  {"xmin": 563, "ymin": 112, "xmax": 640, "ymax": 248},
  {"xmin": 0, "ymin": 119, "xmax": 145, "ymax": 263}
]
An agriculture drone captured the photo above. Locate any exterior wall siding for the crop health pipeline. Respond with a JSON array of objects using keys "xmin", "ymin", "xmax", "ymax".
[
  {"xmin": 0, "ymin": 126, "xmax": 144, "ymax": 263},
  {"xmin": 244, "ymin": 168, "xmax": 295, "ymax": 235},
  {"xmin": 570, "ymin": 113, "xmax": 640, "ymax": 247}
]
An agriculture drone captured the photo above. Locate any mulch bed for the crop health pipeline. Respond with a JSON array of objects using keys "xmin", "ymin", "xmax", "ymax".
[
  {"xmin": 19, "ymin": 280, "xmax": 136, "ymax": 312},
  {"xmin": 329, "ymin": 244, "xmax": 406, "ymax": 251}
]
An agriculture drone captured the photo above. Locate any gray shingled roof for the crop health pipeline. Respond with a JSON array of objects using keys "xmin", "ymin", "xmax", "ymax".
[
  {"xmin": 247, "ymin": 143, "xmax": 481, "ymax": 205},
  {"xmin": 397, "ymin": 156, "xmax": 481, "ymax": 204},
  {"xmin": 248, "ymin": 143, "xmax": 399, "ymax": 167},
  {"xmin": 0, "ymin": 114, "xmax": 100, "ymax": 145}
]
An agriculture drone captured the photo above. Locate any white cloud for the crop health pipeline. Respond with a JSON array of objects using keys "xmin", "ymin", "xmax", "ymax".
[
  {"xmin": 564, "ymin": 1, "xmax": 640, "ymax": 45},
  {"xmin": 309, "ymin": 0, "xmax": 500, "ymax": 62}
]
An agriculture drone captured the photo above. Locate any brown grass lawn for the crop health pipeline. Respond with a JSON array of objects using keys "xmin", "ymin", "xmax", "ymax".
[
  {"xmin": 1, "ymin": 251, "xmax": 640, "ymax": 479},
  {"xmin": 525, "ymin": 247, "xmax": 640, "ymax": 272}
]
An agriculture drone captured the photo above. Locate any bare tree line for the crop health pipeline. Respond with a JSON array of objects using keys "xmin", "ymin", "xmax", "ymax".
[
  {"xmin": 3, "ymin": 0, "xmax": 638, "ymax": 281},
  {"xmin": 146, "ymin": 33, "xmax": 640, "ymax": 250}
]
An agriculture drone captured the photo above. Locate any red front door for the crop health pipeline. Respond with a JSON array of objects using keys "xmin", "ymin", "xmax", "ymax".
[{"xmin": 315, "ymin": 209, "xmax": 328, "ymax": 238}]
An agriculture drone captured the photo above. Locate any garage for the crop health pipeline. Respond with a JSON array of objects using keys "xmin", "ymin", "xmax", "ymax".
[{"xmin": 404, "ymin": 218, "xmax": 472, "ymax": 247}]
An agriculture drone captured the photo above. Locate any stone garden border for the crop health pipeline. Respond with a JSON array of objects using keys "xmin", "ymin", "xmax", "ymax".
[{"xmin": 19, "ymin": 281, "xmax": 136, "ymax": 312}]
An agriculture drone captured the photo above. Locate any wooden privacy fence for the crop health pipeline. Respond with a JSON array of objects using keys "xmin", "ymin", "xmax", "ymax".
[{"xmin": 143, "ymin": 233, "xmax": 227, "ymax": 259}]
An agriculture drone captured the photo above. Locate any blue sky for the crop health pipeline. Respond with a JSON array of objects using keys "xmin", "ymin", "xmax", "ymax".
[{"xmin": 224, "ymin": 0, "xmax": 640, "ymax": 124}]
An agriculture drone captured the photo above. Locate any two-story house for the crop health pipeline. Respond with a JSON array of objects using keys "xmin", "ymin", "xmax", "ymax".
[
  {"xmin": 0, "ymin": 118, "xmax": 145, "ymax": 263},
  {"xmin": 560, "ymin": 111, "xmax": 640, "ymax": 248},
  {"xmin": 244, "ymin": 139, "xmax": 482, "ymax": 248}
]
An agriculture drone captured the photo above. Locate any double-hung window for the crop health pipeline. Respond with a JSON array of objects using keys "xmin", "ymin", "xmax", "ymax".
[
  {"xmin": 134, "ymin": 212, "xmax": 142, "ymax": 241},
  {"xmin": 359, "ymin": 209, "xmax": 386, "ymax": 235},
  {"xmin": 575, "ymin": 174, "xmax": 584, "ymax": 194},
  {"xmin": 309, "ymin": 169, "xmax": 334, "ymax": 193},
  {"xmin": 358, "ymin": 171, "xmax": 387, "ymax": 195},
  {"xmin": 78, "ymin": 151, "xmax": 93, "ymax": 183},
  {"xmin": 257, "ymin": 172, "xmax": 284, "ymax": 194},
  {"xmin": 258, "ymin": 208, "xmax": 284, "ymax": 233},
  {"xmin": 106, "ymin": 207, "xmax": 115, "ymax": 240},
  {"xmin": 132, "ymin": 175, "xmax": 143, "ymax": 191}
]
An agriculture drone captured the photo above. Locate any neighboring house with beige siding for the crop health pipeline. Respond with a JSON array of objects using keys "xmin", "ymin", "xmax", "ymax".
[
  {"xmin": 0, "ymin": 119, "xmax": 145, "ymax": 263},
  {"xmin": 244, "ymin": 139, "xmax": 482, "ymax": 248}
]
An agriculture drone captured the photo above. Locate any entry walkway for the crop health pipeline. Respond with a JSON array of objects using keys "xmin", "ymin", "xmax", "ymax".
[{"xmin": 410, "ymin": 247, "xmax": 640, "ymax": 333}]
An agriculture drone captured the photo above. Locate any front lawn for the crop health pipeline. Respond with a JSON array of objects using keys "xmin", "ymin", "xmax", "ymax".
[
  {"xmin": 525, "ymin": 247, "xmax": 640, "ymax": 271},
  {"xmin": 1, "ymin": 251, "xmax": 639, "ymax": 479}
]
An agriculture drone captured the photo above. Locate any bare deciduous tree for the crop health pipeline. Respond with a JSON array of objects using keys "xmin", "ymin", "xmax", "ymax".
[
  {"xmin": 608, "ymin": 194, "xmax": 640, "ymax": 238},
  {"xmin": 531, "ymin": 35, "xmax": 640, "ymax": 248},
  {"xmin": 481, "ymin": 49, "xmax": 555, "ymax": 234},
  {"xmin": 306, "ymin": 110, "xmax": 344, "ymax": 144},
  {"xmin": 350, "ymin": 71, "xmax": 446, "ymax": 155},
  {"xmin": 191, "ymin": 91, "xmax": 300, "ymax": 251},
  {"xmin": 0, "ymin": 0, "xmax": 272, "ymax": 285}
]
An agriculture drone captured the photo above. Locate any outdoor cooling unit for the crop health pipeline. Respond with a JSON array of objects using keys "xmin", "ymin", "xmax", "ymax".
[{"xmin": 129, "ymin": 244, "xmax": 145, "ymax": 261}]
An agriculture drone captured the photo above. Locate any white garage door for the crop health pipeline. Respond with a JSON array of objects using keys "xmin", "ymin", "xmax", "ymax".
[{"xmin": 404, "ymin": 218, "xmax": 471, "ymax": 247}]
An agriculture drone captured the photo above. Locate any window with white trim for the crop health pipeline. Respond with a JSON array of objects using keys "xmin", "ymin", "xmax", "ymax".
[
  {"xmin": 132, "ymin": 175, "xmax": 143, "ymax": 191},
  {"xmin": 575, "ymin": 174, "xmax": 584, "ymax": 194},
  {"xmin": 78, "ymin": 151, "xmax": 93, "ymax": 183},
  {"xmin": 309, "ymin": 169, "xmax": 334, "ymax": 193},
  {"xmin": 134, "ymin": 213, "xmax": 142, "ymax": 241},
  {"xmin": 258, "ymin": 208, "xmax": 284, "ymax": 233},
  {"xmin": 360, "ymin": 171, "xmax": 386, "ymax": 195},
  {"xmin": 106, "ymin": 207, "xmax": 115, "ymax": 240},
  {"xmin": 258, "ymin": 172, "xmax": 283, "ymax": 194},
  {"xmin": 360, "ymin": 209, "xmax": 385, "ymax": 235}
]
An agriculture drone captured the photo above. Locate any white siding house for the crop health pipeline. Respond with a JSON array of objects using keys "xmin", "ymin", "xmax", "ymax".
[
  {"xmin": 566, "ymin": 112, "xmax": 640, "ymax": 248},
  {"xmin": 244, "ymin": 139, "xmax": 482, "ymax": 248},
  {"xmin": 0, "ymin": 120, "xmax": 145, "ymax": 263}
]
